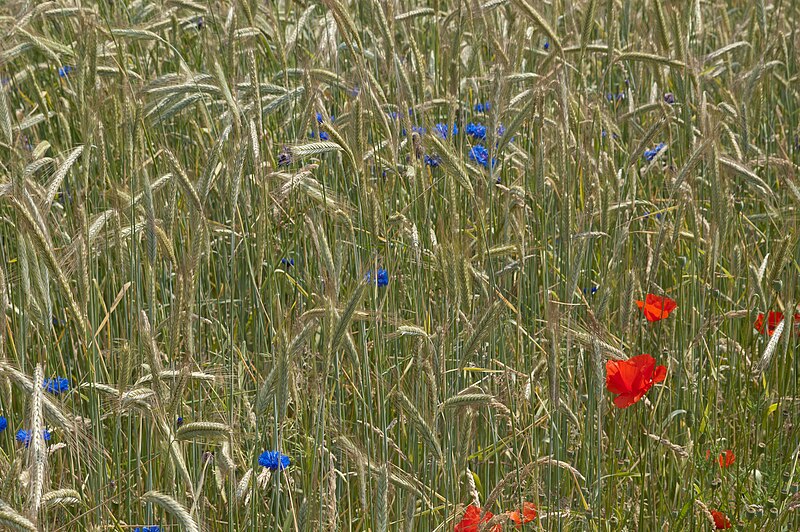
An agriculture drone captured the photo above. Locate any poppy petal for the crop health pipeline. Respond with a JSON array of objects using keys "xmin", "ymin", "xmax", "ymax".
[
  {"xmin": 629, "ymin": 354, "xmax": 656, "ymax": 374},
  {"xmin": 613, "ymin": 392, "xmax": 641, "ymax": 408},
  {"xmin": 652, "ymin": 364, "xmax": 667, "ymax": 383},
  {"xmin": 606, "ymin": 359, "xmax": 640, "ymax": 394},
  {"xmin": 521, "ymin": 502, "xmax": 537, "ymax": 522},
  {"xmin": 605, "ymin": 360, "xmax": 626, "ymax": 394},
  {"xmin": 710, "ymin": 509, "xmax": 731, "ymax": 529},
  {"xmin": 454, "ymin": 505, "xmax": 484, "ymax": 532},
  {"xmin": 640, "ymin": 294, "xmax": 677, "ymax": 321}
]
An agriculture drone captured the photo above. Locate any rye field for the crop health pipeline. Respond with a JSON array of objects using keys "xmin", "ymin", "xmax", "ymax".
[{"xmin": 0, "ymin": 0, "xmax": 799, "ymax": 530}]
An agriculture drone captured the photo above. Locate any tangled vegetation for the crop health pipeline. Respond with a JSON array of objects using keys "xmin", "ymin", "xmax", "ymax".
[{"xmin": 0, "ymin": 0, "xmax": 799, "ymax": 530}]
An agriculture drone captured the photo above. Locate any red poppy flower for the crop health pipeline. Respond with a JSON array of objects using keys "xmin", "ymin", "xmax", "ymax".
[
  {"xmin": 754, "ymin": 312, "xmax": 800, "ymax": 335},
  {"xmin": 710, "ymin": 509, "xmax": 731, "ymax": 529},
  {"xmin": 455, "ymin": 505, "xmax": 501, "ymax": 532},
  {"xmin": 718, "ymin": 450, "xmax": 735, "ymax": 468},
  {"xmin": 754, "ymin": 311, "xmax": 783, "ymax": 335},
  {"xmin": 506, "ymin": 502, "xmax": 537, "ymax": 527},
  {"xmin": 636, "ymin": 294, "xmax": 677, "ymax": 322},
  {"xmin": 606, "ymin": 354, "xmax": 667, "ymax": 408}
]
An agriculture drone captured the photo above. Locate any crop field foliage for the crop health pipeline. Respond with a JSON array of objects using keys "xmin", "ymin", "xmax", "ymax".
[{"xmin": 0, "ymin": 0, "xmax": 799, "ymax": 530}]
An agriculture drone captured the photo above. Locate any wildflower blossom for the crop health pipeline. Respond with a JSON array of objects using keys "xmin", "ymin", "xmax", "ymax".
[
  {"xmin": 281, "ymin": 258, "xmax": 295, "ymax": 268},
  {"xmin": 664, "ymin": 92, "xmax": 675, "ymax": 104},
  {"xmin": 635, "ymin": 294, "xmax": 677, "ymax": 322},
  {"xmin": 718, "ymin": 450, "xmax": 735, "ymax": 468},
  {"xmin": 195, "ymin": 16, "xmax": 204, "ymax": 29},
  {"xmin": 16, "ymin": 429, "xmax": 52, "ymax": 447},
  {"xmin": 134, "ymin": 527, "xmax": 161, "ymax": 532},
  {"xmin": 454, "ymin": 504, "xmax": 500, "ymax": 532},
  {"xmin": 469, "ymin": 145, "xmax": 496, "ymax": 168},
  {"xmin": 424, "ymin": 154, "xmax": 441, "ymax": 167},
  {"xmin": 58, "ymin": 66, "xmax": 73, "ymax": 78},
  {"xmin": 583, "ymin": 286, "xmax": 598, "ymax": 295},
  {"xmin": 474, "ymin": 102, "xmax": 491, "ymax": 113},
  {"xmin": 466, "ymin": 122, "xmax": 487, "ymax": 140},
  {"xmin": 507, "ymin": 502, "xmax": 537, "ymax": 526},
  {"xmin": 402, "ymin": 124, "xmax": 426, "ymax": 136},
  {"xmin": 543, "ymin": 42, "xmax": 549, "ymax": 50},
  {"xmin": 315, "ymin": 113, "xmax": 334, "ymax": 123},
  {"xmin": 43, "ymin": 377, "xmax": 69, "ymax": 395},
  {"xmin": 365, "ymin": 268, "xmax": 389, "ymax": 287},
  {"xmin": 606, "ymin": 354, "xmax": 667, "ymax": 408},
  {"xmin": 753, "ymin": 311, "xmax": 799, "ymax": 335},
  {"xmin": 0, "ymin": 416, "xmax": 7, "ymax": 433},
  {"xmin": 435, "ymin": 122, "xmax": 458, "ymax": 139},
  {"xmin": 643, "ymin": 143, "xmax": 667, "ymax": 162},
  {"xmin": 309, "ymin": 131, "xmax": 330, "ymax": 141},
  {"xmin": 710, "ymin": 509, "xmax": 731, "ymax": 529},
  {"xmin": 176, "ymin": 417, "xmax": 184, "ymax": 427},
  {"xmin": 258, "ymin": 450, "xmax": 291, "ymax": 471},
  {"xmin": 277, "ymin": 147, "xmax": 293, "ymax": 167}
]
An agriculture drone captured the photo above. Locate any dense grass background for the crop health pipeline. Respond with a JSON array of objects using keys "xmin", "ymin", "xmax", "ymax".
[{"xmin": 0, "ymin": 0, "xmax": 799, "ymax": 530}]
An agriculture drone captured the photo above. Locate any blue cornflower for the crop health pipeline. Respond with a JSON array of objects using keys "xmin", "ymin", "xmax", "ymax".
[
  {"xmin": 315, "ymin": 113, "xmax": 334, "ymax": 123},
  {"xmin": 424, "ymin": 154, "xmax": 441, "ymax": 167},
  {"xmin": 58, "ymin": 66, "xmax": 73, "ymax": 78},
  {"xmin": 434, "ymin": 123, "xmax": 457, "ymax": 139},
  {"xmin": 0, "ymin": 416, "xmax": 7, "ymax": 433},
  {"xmin": 281, "ymin": 258, "xmax": 295, "ymax": 268},
  {"xmin": 258, "ymin": 450, "xmax": 291, "ymax": 471},
  {"xmin": 466, "ymin": 122, "xmax": 487, "ymax": 140},
  {"xmin": 16, "ymin": 429, "xmax": 51, "ymax": 447},
  {"xmin": 474, "ymin": 102, "xmax": 491, "ymax": 113},
  {"xmin": 43, "ymin": 377, "xmax": 69, "ymax": 395},
  {"xmin": 309, "ymin": 131, "xmax": 330, "ymax": 141},
  {"xmin": 663, "ymin": 92, "xmax": 675, "ymax": 104},
  {"xmin": 583, "ymin": 286, "xmax": 599, "ymax": 295},
  {"xmin": 134, "ymin": 527, "xmax": 161, "ymax": 532},
  {"xmin": 278, "ymin": 147, "xmax": 293, "ymax": 167},
  {"xmin": 469, "ymin": 145, "xmax": 496, "ymax": 168},
  {"xmin": 643, "ymin": 143, "xmax": 666, "ymax": 162},
  {"xmin": 543, "ymin": 42, "xmax": 550, "ymax": 50},
  {"xmin": 349, "ymin": 85, "xmax": 360, "ymax": 97},
  {"xmin": 411, "ymin": 125, "xmax": 425, "ymax": 135},
  {"xmin": 195, "ymin": 16, "xmax": 204, "ymax": 29},
  {"xmin": 388, "ymin": 111, "xmax": 399, "ymax": 120},
  {"xmin": 496, "ymin": 125, "xmax": 506, "ymax": 137},
  {"xmin": 176, "ymin": 417, "xmax": 184, "ymax": 427},
  {"xmin": 365, "ymin": 268, "xmax": 389, "ymax": 287}
]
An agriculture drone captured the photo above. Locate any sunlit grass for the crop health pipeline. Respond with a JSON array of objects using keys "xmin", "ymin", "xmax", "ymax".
[{"xmin": 0, "ymin": 0, "xmax": 798, "ymax": 530}]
